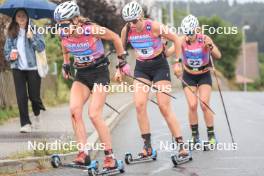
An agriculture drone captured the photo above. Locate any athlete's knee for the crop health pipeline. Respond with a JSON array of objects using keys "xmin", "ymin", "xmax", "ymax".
[
  {"xmin": 135, "ymin": 100, "xmax": 147, "ymax": 113},
  {"xmin": 70, "ymin": 106, "xmax": 82, "ymax": 121},
  {"xmin": 159, "ymin": 103, "xmax": 171, "ymax": 117},
  {"xmin": 189, "ymin": 102, "xmax": 198, "ymax": 112},
  {"xmin": 88, "ymin": 109, "xmax": 101, "ymax": 124},
  {"xmin": 200, "ymin": 101, "xmax": 209, "ymax": 112}
]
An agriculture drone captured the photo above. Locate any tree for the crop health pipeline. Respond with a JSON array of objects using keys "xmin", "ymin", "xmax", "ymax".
[
  {"xmin": 51, "ymin": 0, "xmax": 124, "ymax": 34},
  {"xmin": 199, "ymin": 16, "xmax": 242, "ymax": 79},
  {"xmin": 0, "ymin": 15, "xmax": 10, "ymax": 70}
]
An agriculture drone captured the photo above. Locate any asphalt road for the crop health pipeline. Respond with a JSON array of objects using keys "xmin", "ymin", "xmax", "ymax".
[{"xmin": 29, "ymin": 92, "xmax": 264, "ymax": 176}]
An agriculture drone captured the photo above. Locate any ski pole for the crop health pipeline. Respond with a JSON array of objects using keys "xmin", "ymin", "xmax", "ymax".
[
  {"xmin": 68, "ymin": 76, "xmax": 120, "ymax": 115},
  {"xmin": 125, "ymin": 74, "xmax": 177, "ymax": 100},
  {"xmin": 209, "ymin": 54, "xmax": 235, "ymax": 143}
]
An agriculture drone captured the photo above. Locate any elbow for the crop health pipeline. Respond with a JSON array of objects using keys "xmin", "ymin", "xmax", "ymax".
[{"xmin": 216, "ymin": 52, "xmax": 222, "ymax": 59}]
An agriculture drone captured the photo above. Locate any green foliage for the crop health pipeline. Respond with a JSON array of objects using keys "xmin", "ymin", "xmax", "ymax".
[
  {"xmin": 173, "ymin": 1, "xmax": 264, "ymax": 52},
  {"xmin": 247, "ymin": 53, "xmax": 264, "ymax": 90},
  {"xmin": 0, "ymin": 107, "xmax": 19, "ymax": 124},
  {"xmin": 199, "ymin": 16, "xmax": 242, "ymax": 79}
]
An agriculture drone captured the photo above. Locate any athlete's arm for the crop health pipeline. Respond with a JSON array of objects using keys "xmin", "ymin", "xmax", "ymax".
[
  {"xmin": 61, "ymin": 42, "xmax": 70, "ymax": 64},
  {"xmin": 165, "ymin": 36, "xmax": 185, "ymax": 58},
  {"xmin": 204, "ymin": 35, "xmax": 221, "ymax": 59},
  {"xmin": 152, "ymin": 21, "xmax": 182, "ymax": 61},
  {"xmin": 91, "ymin": 24, "xmax": 125, "ymax": 56},
  {"xmin": 120, "ymin": 25, "xmax": 128, "ymax": 49}
]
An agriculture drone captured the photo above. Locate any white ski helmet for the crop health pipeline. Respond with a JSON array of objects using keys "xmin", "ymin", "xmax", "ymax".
[
  {"xmin": 181, "ymin": 15, "xmax": 199, "ymax": 34},
  {"xmin": 54, "ymin": 1, "xmax": 80, "ymax": 22},
  {"xmin": 122, "ymin": 1, "xmax": 143, "ymax": 22}
]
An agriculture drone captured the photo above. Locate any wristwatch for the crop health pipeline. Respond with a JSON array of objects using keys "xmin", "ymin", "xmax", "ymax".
[{"xmin": 174, "ymin": 58, "xmax": 182, "ymax": 64}]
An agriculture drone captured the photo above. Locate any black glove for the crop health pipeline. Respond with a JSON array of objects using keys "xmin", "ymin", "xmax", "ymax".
[
  {"xmin": 116, "ymin": 54, "xmax": 127, "ymax": 69},
  {"xmin": 62, "ymin": 63, "xmax": 71, "ymax": 75}
]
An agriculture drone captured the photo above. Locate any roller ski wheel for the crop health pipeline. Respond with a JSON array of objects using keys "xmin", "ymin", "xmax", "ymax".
[
  {"xmin": 51, "ymin": 155, "xmax": 61, "ymax": 168},
  {"xmin": 96, "ymin": 159, "xmax": 125, "ymax": 175},
  {"xmin": 51, "ymin": 154, "xmax": 99, "ymax": 172},
  {"xmin": 203, "ymin": 137, "xmax": 218, "ymax": 151},
  {"xmin": 171, "ymin": 151, "xmax": 192, "ymax": 167},
  {"xmin": 124, "ymin": 148, "xmax": 157, "ymax": 165}
]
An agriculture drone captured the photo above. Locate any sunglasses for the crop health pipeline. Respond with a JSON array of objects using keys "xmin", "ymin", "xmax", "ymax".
[
  {"xmin": 59, "ymin": 23, "xmax": 71, "ymax": 29},
  {"xmin": 186, "ymin": 32, "xmax": 195, "ymax": 36},
  {"xmin": 130, "ymin": 19, "xmax": 138, "ymax": 24}
]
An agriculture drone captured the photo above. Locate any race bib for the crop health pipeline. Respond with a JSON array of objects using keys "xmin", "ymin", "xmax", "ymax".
[
  {"xmin": 136, "ymin": 47, "xmax": 154, "ymax": 58},
  {"xmin": 74, "ymin": 55, "xmax": 94, "ymax": 64},
  {"xmin": 187, "ymin": 58, "xmax": 203, "ymax": 68}
]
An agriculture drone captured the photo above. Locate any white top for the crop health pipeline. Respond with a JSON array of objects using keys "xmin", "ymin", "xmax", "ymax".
[{"xmin": 17, "ymin": 28, "xmax": 37, "ymax": 70}]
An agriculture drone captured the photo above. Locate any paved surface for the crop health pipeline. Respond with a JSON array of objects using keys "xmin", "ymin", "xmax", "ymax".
[
  {"xmin": 25, "ymin": 92, "xmax": 264, "ymax": 176},
  {"xmin": 0, "ymin": 92, "xmax": 133, "ymax": 159}
]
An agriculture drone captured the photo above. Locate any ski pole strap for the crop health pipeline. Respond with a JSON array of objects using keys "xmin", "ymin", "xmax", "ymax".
[{"xmin": 116, "ymin": 54, "xmax": 128, "ymax": 69}]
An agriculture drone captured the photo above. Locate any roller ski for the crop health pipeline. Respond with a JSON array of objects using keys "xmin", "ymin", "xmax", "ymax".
[
  {"xmin": 93, "ymin": 155, "xmax": 125, "ymax": 176},
  {"xmin": 51, "ymin": 152, "xmax": 99, "ymax": 176},
  {"xmin": 125, "ymin": 147, "xmax": 157, "ymax": 164},
  {"xmin": 171, "ymin": 146, "xmax": 192, "ymax": 167},
  {"xmin": 171, "ymin": 137, "xmax": 192, "ymax": 167}
]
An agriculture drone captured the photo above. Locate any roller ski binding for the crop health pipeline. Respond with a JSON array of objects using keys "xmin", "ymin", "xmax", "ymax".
[
  {"xmin": 51, "ymin": 153, "xmax": 99, "ymax": 176},
  {"xmin": 125, "ymin": 147, "xmax": 157, "ymax": 164},
  {"xmin": 95, "ymin": 156, "xmax": 125, "ymax": 175},
  {"xmin": 171, "ymin": 143, "xmax": 192, "ymax": 167}
]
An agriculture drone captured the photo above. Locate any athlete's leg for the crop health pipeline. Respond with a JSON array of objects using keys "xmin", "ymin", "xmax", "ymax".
[
  {"xmin": 155, "ymin": 80, "xmax": 189, "ymax": 155},
  {"xmin": 183, "ymin": 86, "xmax": 199, "ymax": 140},
  {"xmin": 155, "ymin": 80, "xmax": 183, "ymax": 137},
  {"xmin": 134, "ymin": 78, "xmax": 151, "ymax": 134},
  {"xmin": 88, "ymin": 84, "xmax": 111, "ymax": 150},
  {"xmin": 133, "ymin": 78, "xmax": 152, "ymax": 155},
  {"xmin": 70, "ymin": 81, "xmax": 90, "ymax": 163},
  {"xmin": 198, "ymin": 84, "xmax": 216, "ymax": 141}
]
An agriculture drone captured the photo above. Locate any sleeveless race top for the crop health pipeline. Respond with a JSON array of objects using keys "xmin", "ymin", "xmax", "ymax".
[
  {"xmin": 61, "ymin": 24, "xmax": 105, "ymax": 65},
  {"xmin": 182, "ymin": 33, "xmax": 210, "ymax": 71},
  {"xmin": 127, "ymin": 20, "xmax": 163, "ymax": 61}
]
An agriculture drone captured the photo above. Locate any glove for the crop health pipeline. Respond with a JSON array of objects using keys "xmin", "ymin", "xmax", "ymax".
[
  {"xmin": 120, "ymin": 63, "xmax": 131, "ymax": 76},
  {"xmin": 116, "ymin": 54, "xmax": 131, "ymax": 76},
  {"xmin": 62, "ymin": 63, "xmax": 71, "ymax": 79}
]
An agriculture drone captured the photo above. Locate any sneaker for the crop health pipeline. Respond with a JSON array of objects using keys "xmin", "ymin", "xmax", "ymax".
[
  {"xmin": 32, "ymin": 116, "xmax": 40, "ymax": 129},
  {"xmin": 103, "ymin": 155, "xmax": 118, "ymax": 170},
  {"xmin": 189, "ymin": 136, "xmax": 200, "ymax": 144},
  {"xmin": 208, "ymin": 136, "xmax": 217, "ymax": 145},
  {"xmin": 73, "ymin": 151, "xmax": 90, "ymax": 165},
  {"xmin": 20, "ymin": 124, "xmax": 32, "ymax": 133},
  {"xmin": 138, "ymin": 147, "xmax": 152, "ymax": 157}
]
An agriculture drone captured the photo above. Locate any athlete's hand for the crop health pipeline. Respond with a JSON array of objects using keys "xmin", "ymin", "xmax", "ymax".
[
  {"xmin": 173, "ymin": 63, "xmax": 183, "ymax": 78},
  {"xmin": 62, "ymin": 64, "xmax": 71, "ymax": 80},
  {"xmin": 204, "ymin": 37, "xmax": 213, "ymax": 50},
  {"xmin": 120, "ymin": 63, "xmax": 131, "ymax": 76},
  {"xmin": 114, "ymin": 69, "xmax": 122, "ymax": 82}
]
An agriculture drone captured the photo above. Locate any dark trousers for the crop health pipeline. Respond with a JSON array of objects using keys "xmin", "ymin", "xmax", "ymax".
[{"xmin": 12, "ymin": 69, "xmax": 45, "ymax": 127}]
